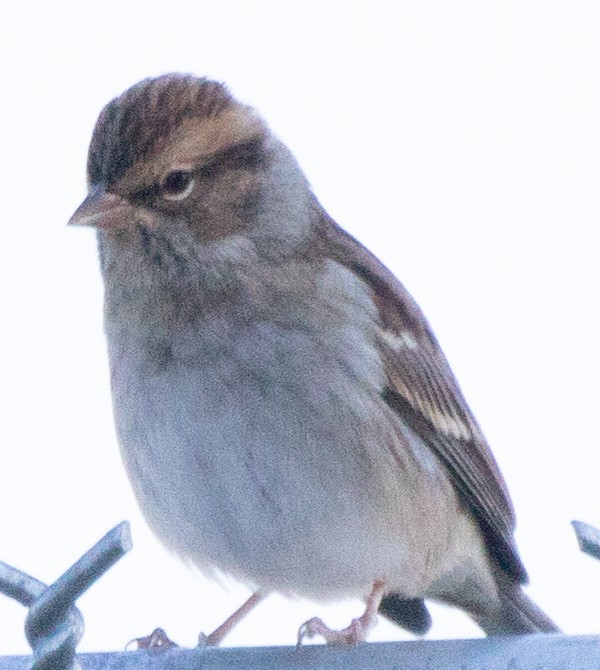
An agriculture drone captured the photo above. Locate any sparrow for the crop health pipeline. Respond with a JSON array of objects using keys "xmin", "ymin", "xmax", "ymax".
[{"xmin": 69, "ymin": 73, "xmax": 558, "ymax": 645}]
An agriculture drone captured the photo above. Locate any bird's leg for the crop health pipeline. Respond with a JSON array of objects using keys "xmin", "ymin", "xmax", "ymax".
[
  {"xmin": 198, "ymin": 591, "xmax": 266, "ymax": 647},
  {"xmin": 297, "ymin": 580, "xmax": 386, "ymax": 646}
]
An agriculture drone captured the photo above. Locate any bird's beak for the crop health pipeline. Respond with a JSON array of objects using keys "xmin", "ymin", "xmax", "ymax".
[{"xmin": 68, "ymin": 186, "xmax": 134, "ymax": 229}]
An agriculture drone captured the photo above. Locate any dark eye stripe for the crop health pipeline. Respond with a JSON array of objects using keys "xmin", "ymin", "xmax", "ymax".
[
  {"xmin": 199, "ymin": 137, "xmax": 268, "ymax": 178},
  {"xmin": 131, "ymin": 137, "xmax": 267, "ymax": 204}
]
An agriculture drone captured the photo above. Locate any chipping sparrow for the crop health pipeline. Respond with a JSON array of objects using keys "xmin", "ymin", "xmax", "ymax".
[{"xmin": 69, "ymin": 73, "xmax": 558, "ymax": 644}]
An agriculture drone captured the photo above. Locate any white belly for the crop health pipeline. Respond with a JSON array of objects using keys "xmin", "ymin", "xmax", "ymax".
[{"xmin": 109, "ymin": 317, "xmax": 476, "ymax": 602}]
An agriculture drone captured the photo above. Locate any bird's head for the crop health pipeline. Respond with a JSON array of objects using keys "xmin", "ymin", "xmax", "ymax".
[{"xmin": 69, "ymin": 74, "xmax": 313, "ymax": 294}]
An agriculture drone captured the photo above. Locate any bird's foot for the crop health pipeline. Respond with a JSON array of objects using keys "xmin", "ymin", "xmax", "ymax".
[
  {"xmin": 297, "ymin": 614, "xmax": 375, "ymax": 646},
  {"xmin": 127, "ymin": 627, "xmax": 179, "ymax": 650},
  {"xmin": 297, "ymin": 580, "xmax": 385, "ymax": 647}
]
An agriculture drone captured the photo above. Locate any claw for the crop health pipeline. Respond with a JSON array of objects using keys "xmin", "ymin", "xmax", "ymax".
[
  {"xmin": 127, "ymin": 627, "xmax": 179, "ymax": 650},
  {"xmin": 297, "ymin": 580, "xmax": 385, "ymax": 647},
  {"xmin": 297, "ymin": 615, "xmax": 372, "ymax": 646}
]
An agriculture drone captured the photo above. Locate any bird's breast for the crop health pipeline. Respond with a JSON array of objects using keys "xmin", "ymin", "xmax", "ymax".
[{"xmin": 106, "ymin": 262, "xmax": 466, "ymax": 599}]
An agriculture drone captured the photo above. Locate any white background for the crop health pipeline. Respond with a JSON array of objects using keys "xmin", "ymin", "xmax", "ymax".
[{"xmin": 0, "ymin": 0, "xmax": 599, "ymax": 655}]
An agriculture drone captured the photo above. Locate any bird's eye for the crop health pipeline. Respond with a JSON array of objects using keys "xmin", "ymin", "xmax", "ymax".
[{"xmin": 159, "ymin": 170, "xmax": 195, "ymax": 201}]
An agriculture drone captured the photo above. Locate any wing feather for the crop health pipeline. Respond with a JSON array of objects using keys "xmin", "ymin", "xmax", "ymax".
[{"xmin": 312, "ymin": 201, "xmax": 527, "ymax": 583}]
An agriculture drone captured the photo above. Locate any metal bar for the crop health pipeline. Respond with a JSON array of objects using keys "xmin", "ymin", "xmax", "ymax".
[
  {"xmin": 0, "ymin": 564, "xmax": 45, "ymax": 608},
  {"xmin": 26, "ymin": 523, "xmax": 132, "ymax": 641},
  {"xmin": 572, "ymin": 520, "xmax": 600, "ymax": 561},
  {"xmin": 0, "ymin": 522, "xmax": 131, "ymax": 670},
  {"xmin": 0, "ymin": 634, "xmax": 593, "ymax": 670}
]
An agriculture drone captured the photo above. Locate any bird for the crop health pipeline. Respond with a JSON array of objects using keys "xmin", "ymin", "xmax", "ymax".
[{"xmin": 68, "ymin": 73, "xmax": 558, "ymax": 645}]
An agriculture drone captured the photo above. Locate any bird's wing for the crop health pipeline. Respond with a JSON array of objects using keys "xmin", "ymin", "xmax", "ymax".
[{"xmin": 313, "ymin": 203, "xmax": 527, "ymax": 583}]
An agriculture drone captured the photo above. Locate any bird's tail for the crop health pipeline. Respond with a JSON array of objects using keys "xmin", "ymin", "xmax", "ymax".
[
  {"xmin": 380, "ymin": 573, "xmax": 559, "ymax": 636},
  {"xmin": 472, "ymin": 577, "xmax": 559, "ymax": 635}
]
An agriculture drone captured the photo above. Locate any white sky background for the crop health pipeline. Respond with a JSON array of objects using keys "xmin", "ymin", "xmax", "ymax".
[{"xmin": 1, "ymin": 0, "xmax": 599, "ymax": 655}]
